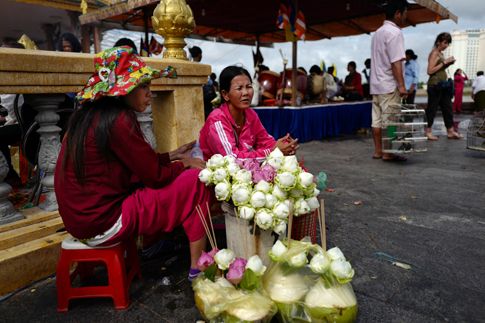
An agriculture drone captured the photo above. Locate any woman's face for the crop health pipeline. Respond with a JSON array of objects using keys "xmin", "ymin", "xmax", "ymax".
[
  {"xmin": 125, "ymin": 82, "xmax": 152, "ymax": 112},
  {"xmin": 222, "ymin": 74, "xmax": 253, "ymax": 110},
  {"xmin": 62, "ymin": 40, "xmax": 73, "ymax": 52},
  {"xmin": 437, "ymin": 40, "xmax": 450, "ymax": 51}
]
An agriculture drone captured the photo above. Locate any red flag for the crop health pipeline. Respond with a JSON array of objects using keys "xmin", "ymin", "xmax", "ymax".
[
  {"xmin": 294, "ymin": 10, "xmax": 306, "ymax": 40},
  {"xmin": 276, "ymin": 3, "xmax": 290, "ymax": 29},
  {"xmin": 149, "ymin": 36, "xmax": 163, "ymax": 55}
]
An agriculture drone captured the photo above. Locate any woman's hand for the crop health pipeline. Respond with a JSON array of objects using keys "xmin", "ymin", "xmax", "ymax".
[
  {"xmin": 276, "ymin": 133, "xmax": 299, "ymax": 155},
  {"xmin": 180, "ymin": 157, "xmax": 206, "ymax": 169},
  {"xmin": 169, "ymin": 140, "xmax": 196, "ymax": 161}
]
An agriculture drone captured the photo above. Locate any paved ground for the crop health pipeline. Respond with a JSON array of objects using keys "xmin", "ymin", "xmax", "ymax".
[{"xmin": 1, "ymin": 116, "xmax": 484, "ymax": 323}]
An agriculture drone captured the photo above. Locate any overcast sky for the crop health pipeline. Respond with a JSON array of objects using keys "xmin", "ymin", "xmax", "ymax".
[{"xmin": 104, "ymin": 0, "xmax": 485, "ymax": 82}]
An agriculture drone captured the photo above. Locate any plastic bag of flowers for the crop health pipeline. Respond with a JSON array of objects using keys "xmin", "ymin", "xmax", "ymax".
[
  {"xmin": 198, "ymin": 149, "xmax": 320, "ymax": 234},
  {"xmin": 262, "ymin": 239, "xmax": 358, "ymax": 322},
  {"xmin": 192, "ymin": 248, "xmax": 277, "ymax": 322}
]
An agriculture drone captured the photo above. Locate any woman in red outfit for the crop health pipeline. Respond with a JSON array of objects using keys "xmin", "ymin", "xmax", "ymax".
[
  {"xmin": 453, "ymin": 68, "xmax": 468, "ymax": 113},
  {"xmin": 54, "ymin": 47, "xmax": 211, "ymax": 280}
]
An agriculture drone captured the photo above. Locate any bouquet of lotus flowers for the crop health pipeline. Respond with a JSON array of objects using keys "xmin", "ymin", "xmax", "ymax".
[
  {"xmin": 263, "ymin": 238, "xmax": 358, "ymax": 323},
  {"xmin": 193, "ymin": 248, "xmax": 277, "ymax": 322},
  {"xmin": 198, "ymin": 148, "xmax": 320, "ymax": 234}
]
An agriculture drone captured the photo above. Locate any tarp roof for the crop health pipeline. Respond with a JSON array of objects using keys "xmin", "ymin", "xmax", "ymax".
[
  {"xmin": 79, "ymin": 0, "xmax": 457, "ymax": 44},
  {"xmin": 14, "ymin": 0, "xmax": 113, "ymax": 12}
]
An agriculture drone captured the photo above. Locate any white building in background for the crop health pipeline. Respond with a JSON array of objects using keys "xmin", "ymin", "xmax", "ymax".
[{"xmin": 445, "ymin": 29, "xmax": 485, "ymax": 80}]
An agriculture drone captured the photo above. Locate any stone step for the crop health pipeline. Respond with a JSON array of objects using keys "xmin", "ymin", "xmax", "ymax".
[{"xmin": 0, "ymin": 209, "xmax": 67, "ymax": 296}]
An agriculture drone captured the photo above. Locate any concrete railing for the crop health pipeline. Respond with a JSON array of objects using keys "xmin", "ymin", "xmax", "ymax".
[{"xmin": 0, "ymin": 47, "xmax": 210, "ymax": 217}]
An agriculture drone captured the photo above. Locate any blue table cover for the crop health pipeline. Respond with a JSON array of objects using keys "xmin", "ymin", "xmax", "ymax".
[{"xmin": 254, "ymin": 101, "xmax": 372, "ymax": 143}]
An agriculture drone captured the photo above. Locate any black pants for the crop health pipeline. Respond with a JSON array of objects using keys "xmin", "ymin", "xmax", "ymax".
[
  {"xmin": 403, "ymin": 90, "xmax": 416, "ymax": 104},
  {"xmin": 426, "ymin": 85, "xmax": 454, "ymax": 129}
]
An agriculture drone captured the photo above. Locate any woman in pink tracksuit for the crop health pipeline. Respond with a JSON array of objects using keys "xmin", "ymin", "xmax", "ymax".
[{"xmin": 199, "ymin": 66, "xmax": 298, "ymax": 160}]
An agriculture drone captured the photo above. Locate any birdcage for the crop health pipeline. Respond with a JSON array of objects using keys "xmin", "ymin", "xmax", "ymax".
[
  {"xmin": 382, "ymin": 104, "xmax": 427, "ymax": 154},
  {"xmin": 466, "ymin": 111, "xmax": 485, "ymax": 152}
]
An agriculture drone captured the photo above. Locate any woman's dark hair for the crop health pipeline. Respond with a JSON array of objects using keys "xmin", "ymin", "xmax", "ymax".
[
  {"xmin": 219, "ymin": 66, "xmax": 252, "ymax": 94},
  {"xmin": 189, "ymin": 46, "xmax": 202, "ymax": 60},
  {"xmin": 114, "ymin": 38, "xmax": 138, "ymax": 54},
  {"xmin": 348, "ymin": 61, "xmax": 357, "ymax": 69},
  {"xmin": 454, "ymin": 69, "xmax": 462, "ymax": 75},
  {"xmin": 309, "ymin": 65, "xmax": 322, "ymax": 75},
  {"xmin": 327, "ymin": 66, "xmax": 335, "ymax": 74},
  {"xmin": 434, "ymin": 32, "xmax": 452, "ymax": 47},
  {"xmin": 405, "ymin": 49, "xmax": 418, "ymax": 60},
  {"xmin": 58, "ymin": 32, "xmax": 82, "ymax": 52},
  {"xmin": 384, "ymin": 0, "xmax": 408, "ymax": 20},
  {"xmin": 62, "ymin": 97, "xmax": 137, "ymax": 183}
]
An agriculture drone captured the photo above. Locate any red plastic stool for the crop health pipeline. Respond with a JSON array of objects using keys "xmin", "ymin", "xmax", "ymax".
[{"xmin": 56, "ymin": 236, "xmax": 141, "ymax": 312}]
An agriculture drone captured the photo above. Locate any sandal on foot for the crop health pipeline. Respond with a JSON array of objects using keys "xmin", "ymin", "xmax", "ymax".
[
  {"xmin": 382, "ymin": 155, "xmax": 407, "ymax": 162},
  {"xmin": 426, "ymin": 134, "xmax": 439, "ymax": 141},
  {"xmin": 447, "ymin": 133, "xmax": 463, "ymax": 139},
  {"xmin": 372, "ymin": 155, "xmax": 382, "ymax": 159}
]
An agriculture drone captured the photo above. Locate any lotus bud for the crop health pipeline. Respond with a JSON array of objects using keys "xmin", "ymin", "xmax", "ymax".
[
  {"xmin": 223, "ymin": 155, "xmax": 236, "ymax": 165},
  {"xmin": 270, "ymin": 240, "xmax": 288, "ymax": 259},
  {"xmin": 294, "ymin": 199, "xmax": 311, "ymax": 216},
  {"xmin": 255, "ymin": 180, "xmax": 272, "ymax": 193},
  {"xmin": 214, "ymin": 249, "xmax": 235, "ymax": 270},
  {"xmin": 273, "ymin": 201, "xmax": 290, "ymax": 220},
  {"xmin": 232, "ymin": 184, "xmax": 251, "ymax": 206},
  {"xmin": 282, "ymin": 155, "xmax": 299, "ymax": 173},
  {"xmin": 207, "ymin": 154, "xmax": 226, "ymax": 169},
  {"xmin": 313, "ymin": 187, "xmax": 321, "ymax": 197},
  {"xmin": 238, "ymin": 206, "xmax": 255, "ymax": 220},
  {"xmin": 250, "ymin": 191, "xmax": 266, "ymax": 208},
  {"xmin": 214, "ymin": 181, "xmax": 231, "ymax": 201},
  {"xmin": 276, "ymin": 172, "xmax": 296, "ymax": 190},
  {"xmin": 309, "ymin": 252, "xmax": 331, "ymax": 274},
  {"xmin": 272, "ymin": 185, "xmax": 288, "ymax": 200},
  {"xmin": 327, "ymin": 247, "xmax": 346, "ymax": 261},
  {"xmin": 330, "ymin": 259, "xmax": 355, "ymax": 283},
  {"xmin": 226, "ymin": 162, "xmax": 240, "ymax": 176},
  {"xmin": 234, "ymin": 169, "xmax": 252, "ymax": 184},
  {"xmin": 226, "ymin": 257, "xmax": 247, "ymax": 285},
  {"xmin": 196, "ymin": 249, "xmax": 216, "ymax": 271},
  {"xmin": 290, "ymin": 188, "xmax": 304, "ymax": 198},
  {"xmin": 267, "ymin": 149, "xmax": 284, "ymax": 170},
  {"xmin": 273, "ymin": 220, "xmax": 287, "ymax": 235},
  {"xmin": 246, "ymin": 255, "xmax": 267, "ymax": 276},
  {"xmin": 306, "ymin": 197, "xmax": 320, "ymax": 211},
  {"xmin": 265, "ymin": 193, "xmax": 277, "ymax": 209},
  {"xmin": 212, "ymin": 168, "xmax": 228, "ymax": 183},
  {"xmin": 288, "ymin": 252, "xmax": 308, "ymax": 267},
  {"xmin": 255, "ymin": 209, "xmax": 273, "ymax": 230},
  {"xmin": 269, "ymin": 147, "xmax": 284, "ymax": 158},
  {"xmin": 299, "ymin": 172, "xmax": 314, "ymax": 188},
  {"xmin": 198, "ymin": 168, "xmax": 212, "ymax": 184}
]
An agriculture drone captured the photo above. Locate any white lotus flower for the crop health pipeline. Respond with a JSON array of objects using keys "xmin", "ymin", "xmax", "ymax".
[
  {"xmin": 298, "ymin": 172, "xmax": 314, "ymax": 188},
  {"xmin": 214, "ymin": 181, "xmax": 231, "ymax": 201},
  {"xmin": 282, "ymin": 155, "xmax": 299, "ymax": 173},
  {"xmin": 289, "ymin": 188, "xmax": 303, "ymax": 198},
  {"xmin": 214, "ymin": 249, "xmax": 235, "ymax": 270},
  {"xmin": 330, "ymin": 259, "xmax": 355, "ymax": 282},
  {"xmin": 254, "ymin": 180, "xmax": 272, "ymax": 193},
  {"xmin": 212, "ymin": 168, "xmax": 228, "ymax": 183},
  {"xmin": 234, "ymin": 169, "xmax": 252, "ymax": 184},
  {"xmin": 198, "ymin": 168, "xmax": 212, "ymax": 184},
  {"xmin": 273, "ymin": 220, "xmax": 287, "ymax": 235},
  {"xmin": 226, "ymin": 162, "xmax": 240, "ymax": 176},
  {"xmin": 266, "ymin": 148, "xmax": 284, "ymax": 170},
  {"xmin": 207, "ymin": 154, "xmax": 226, "ymax": 169},
  {"xmin": 265, "ymin": 193, "xmax": 277, "ymax": 209},
  {"xmin": 232, "ymin": 184, "xmax": 251, "ymax": 206},
  {"xmin": 272, "ymin": 185, "xmax": 288, "ymax": 200},
  {"xmin": 250, "ymin": 191, "xmax": 266, "ymax": 208},
  {"xmin": 284, "ymin": 199, "xmax": 294, "ymax": 214},
  {"xmin": 276, "ymin": 172, "xmax": 296, "ymax": 190},
  {"xmin": 327, "ymin": 247, "xmax": 346, "ymax": 261},
  {"xmin": 246, "ymin": 255, "xmax": 267, "ymax": 276},
  {"xmin": 288, "ymin": 252, "xmax": 308, "ymax": 267},
  {"xmin": 306, "ymin": 197, "xmax": 320, "ymax": 211},
  {"xmin": 294, "ymin": 199, "xmax": 311, "ymax": 216},
  {"xmin": 309, "ymin": 252, "xmax": 331, "ymax": 274},
  {"xmin": 271, "ymin": 240, "xmax": 288, "ymax": 259},
  {"xmin": 273, "ymin": 201, "xmax": 290, "ymax": 220},
  {"xmin": 223, "ymin": 155, "xmax": 236, "ymax": 165},
  {"xmin": 255, "ymin": 209, "xmax": 273, "ymax": 230},
  {"xmin": 238, "ymin": 206, "xmax": 255, "ymax": 220},
  {"xmin": 313, "ymin": 187, "xmax": 321, "ymax": 197}
]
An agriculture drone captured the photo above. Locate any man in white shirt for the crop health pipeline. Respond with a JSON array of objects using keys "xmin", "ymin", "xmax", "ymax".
[
  {"xmin": 370, "ymin": 0, "xmax": 408, "ymax": 161},
  {"xmin": 472, "ymin": 71, "xmax": 485, "ymax": 111}
]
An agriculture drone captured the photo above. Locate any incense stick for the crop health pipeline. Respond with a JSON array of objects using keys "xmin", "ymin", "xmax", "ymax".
[
  {"xmin": 320, "ymin": 199, "xmax": 326, "ymax": 250},
  {"xmin": 206, "ymin": 202, "xmax": 217, "ymax": 249},
  {"xmin": 287, "ymin": 212, "xmax": 293, "ymax": 248},
  {"xmin": 196, "ymin": 205, "xmax": 215, "ymax": 250}
]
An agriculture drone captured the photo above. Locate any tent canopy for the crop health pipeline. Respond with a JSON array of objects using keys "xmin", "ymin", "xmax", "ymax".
[{"xmin": 79, "ymin": 0, "xmax": 457, "ymax": 44}]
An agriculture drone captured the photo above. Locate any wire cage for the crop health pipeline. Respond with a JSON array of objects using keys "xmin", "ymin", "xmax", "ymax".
[
  {"xmin": 466, "ymin": 111, "xmax": 485, "ymax": 152},
  {"xmin": 382, "ymin": 104, "xmax": 427, "ymax": 154}
]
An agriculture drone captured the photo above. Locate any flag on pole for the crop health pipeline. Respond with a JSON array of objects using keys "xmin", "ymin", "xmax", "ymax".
[
  {"xmin": 276, "ymin": 1, "xmax": 305, "ymax": 41},
  {"xmin": 276, "ymin": 3, "xmax": 290, "ymax": 29},
  {"xmin": 149, "ymin": 36, "xmax": 163, "ymax": 55},
  {"xmin": 252, "ymin": 45, "xmax": 264, "ymax": 68},
  {"xmin": 294, "ymin": 10, "xmax": 306, "ymax": 40},
  {"xmin": 140, "ymin": 37, "xmax": 149, "ymax": 57}
]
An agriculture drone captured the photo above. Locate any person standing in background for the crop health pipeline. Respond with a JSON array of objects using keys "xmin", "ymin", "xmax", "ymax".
[
  {"xmin": 362, "ymin": 58, "xmax": 371, "ymax": 100},
  {"xmin": 189, "ymin": 46, "xmax": 202, "ymax": 62},
  {"xmin": 369, "ymin": 0, "xmax": 408, "ymax": 162},
  {"xmin": 404, "ymin": 49, "xmax": 419, "ymax": 104},
  {"xmin": 57, "ymin": 33, "xmax": 82, "ymax": 53},
  {"xmin": 453, "ymin": 68, "xmax": 468, "ymax": 113}
]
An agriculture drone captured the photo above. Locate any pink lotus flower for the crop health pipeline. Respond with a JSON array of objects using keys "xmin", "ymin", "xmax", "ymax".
[
  {"xmin": 261, "ymin": 164, "xmax": 276, "ymax": 182},
  {"xmin": 252, "ymin": 170, "xmax": 265, "ymax": 183},
  {"xmin": 197, "ymin": 248, "xmax": 219, "ymax": 271},
  {"xmin": 226, "ymin": 257, "xmax": 247, "ymax": 285}
]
